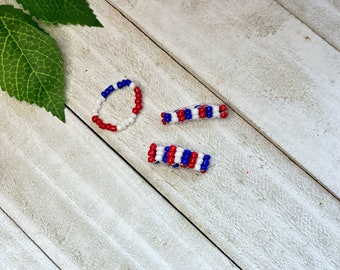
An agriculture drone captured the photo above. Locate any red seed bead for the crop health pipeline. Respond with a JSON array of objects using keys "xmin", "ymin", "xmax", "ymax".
[
  {"xmin": 162, "ymin": 119, "xmax": 167, "ymax": 125},
  {"xmin": 135, "ymin": 92, "xmax": 142, "ymax": 98},
  {"xmin": 201, "ymin": 170, "xmax": 207, "ymax": 173},
  {"xmin": 169, "ymin": 145, "xmax": 177, "ymax": 152},
  {"xmin": 179, "ymin": 116, "xmax": 186, "ymax": 122},
  {"xmin": 148, "ymin": 156, "xmax": 156, "ymax": 163},
  {"xmin": 96, "ymin": 118, "xmax": 103, "ymax": 125},
  {"xmin": 148, "ymin": 149, "xmax": 156, "ymax": 156},
  {"xmin": 161, "ymin": 112, "xmax": 165, "ymax": 117},
  {"xmin": 198, "ymin": 107, "xmax": 206, "ymax": 118},
  {"xmin": 150, "ymin": 143, "xmax": 157, "ymax": 150},
  {"xmin": 167, "ymin": 157, "xmax": 175, "ymax": 164},
  {"xmin": 136, "ymin": 104, "xmax": 143, "ymax": 111},
  {"xmin": 99, "ymin": 122, "xmax": 106, "ymax": 129},
  {"xmin": 132, "ymin": 108, "xmax": 139, "ymax": 114},
  {"xmin": 135, "ymin": 98, "xmax": 142, "ymax": 105},
  {"xmin": 219, "ymin": 104, "xmax": 227, "ymax": 111},
  {"xmin": 105, "ymin": 123, "xmax": 111, "ymax": 130},
  {"xmin": 188, "ymin": 163, "xmax": 195, "ymax": 168},
  {"xmin": 180, "ymin": 164, "xmax": 186, "ymax": 168},
  {"xmin": 220, "ymin": 111, "xmax": 228, "ymax": 118},
  {"xmin": 134, "ymin": 87, "xmax": 141, "ymax": 94},
  {"xmin": 191, "ymin": 152, "xmax": 198, "ymax": 158},
  {"xmin": 177, "ymin": 110, "xmax": 184, "ymax": 116},
  {"xmin": 92, "ymin": 115, "xmax": 99, "ymax": 122},
  {"xmin": 109, "ymin": 125, "xmax": 117, "ymax": 132}
]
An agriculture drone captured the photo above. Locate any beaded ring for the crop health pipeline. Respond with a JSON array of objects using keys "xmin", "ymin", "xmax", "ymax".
[
  {"xmin": 161, "ymin": 104, "xmax": 228, "ymax": 125},
  {"xmin": 148, "ymin": 143, "xmax": 211, "ymax": 173},
  {"xmin": 91, "ymin": 79, "xmax": 143, "ymax": 132}
]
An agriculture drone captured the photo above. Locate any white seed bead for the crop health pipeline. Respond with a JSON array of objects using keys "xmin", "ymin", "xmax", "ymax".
[
  {"xmin": 171, "ymin": 112, "xmax": 179, "ymax": 123},
  {"xmin": 99, "ymin": 96, "xmax": 106, "ymax": 102},
  {"xmin": 94, "ymin": 104, "xmax": 101, "ymax": 111},
  {"xmin": 155, "ymin": 155, "xmax": 163, "ymax": 161},
  {"xmin": 192, "ymin": 108, "xmax": 199, "ymax": 116},
  {"xmin": 116, "ymin": 125, "xmax": 123, "ymax": 131},
  {"xmin": 92, "ymin": 109, "xmax": 99, "ymax": 115},
  {"xmin": 192, "ymin": 114, "xmax": 199, "ymax": 120},
  {"xmin": 194, "ymin": 164, "xmax": 201, "ymax": 171},
  {"xmin": 130, "ymin": 113, "xmax": 137, "ymax": 119},
  {"xmin": 196, "ymin": 158, "xmax": 203, "ymax": 165},
  {"xmin": 156, "ymin": 146, "xmax": 164, "ymax": 151},
  {"xmin": 128, "ymin": 117, "xmax": 136, "ymax": 124},
  {"xmin": 198, "ymin": 153, "xmax": 204, "ymax": 159},
  {"xmin": 174, "ymin": 157, "xmax": 181, "ymax": 164},
  {"xmin": 175, "ymin": 152, "xmax": 183, "ymax": 157},
  {"xmin": 96, "ymin": 98, "xmax": 103, "ymax": 105},
  {"xmin": 112, "ymin": 83, "xmax": 118, "ymax": 89},
  {"xmin": 129, "ymin": 82, "xmax": 136, "ymax": 89},
  {"xmin": 177, "ymin": 147, "xmax": 184, "ymax": 153}
]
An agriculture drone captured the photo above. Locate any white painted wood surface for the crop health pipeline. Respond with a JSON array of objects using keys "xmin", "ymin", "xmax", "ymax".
[
  {"xmin": 277, "ymin": 0, "xmax": 340, "ymax": 50},
  {"xmin": 0, "ymin": 92, "xmax": 234, "ymax": 269},
  {"xmin": 0, "ymin": 209, "xmax": 57, "ymax": 270},
  {"xmin": 1, "ymin": 0, "xmax": 340, "ymax": 269},
  {"xmin": 107, "ymin": 0, "xmax": 340, "ymax": 197}
]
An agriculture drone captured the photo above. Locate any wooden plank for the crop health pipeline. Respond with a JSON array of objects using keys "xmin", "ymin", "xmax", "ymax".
[
  {"xmin": 0, "ymin": 92, "xmax": 236, "ymax": 269},
  {"xmin": 277, "ymin": 0, "xmax": 340, "ymax": 50},
  {"xmin": 25, "ymin": 0, "xmax": 340, "ymax": 269},
  {"xmin": 0, "ymin": 209, "xmax": 58, "ymax": 270},
  {"xmin": 106, "ymin": 0, "xmax": 340, "ymax": 197}
]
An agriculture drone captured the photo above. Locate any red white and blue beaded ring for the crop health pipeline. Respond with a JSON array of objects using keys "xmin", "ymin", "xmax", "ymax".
[
  {"xmin": 148, "ymin": 143, "xmax": 211, "ymax": 173},
  {"xmin": 91, "ymin": 79, "xmax": 143, "ymax": 132},
  {"xmin": 161, "ymin": 103, "xmax": 228, "ymax": 125}
]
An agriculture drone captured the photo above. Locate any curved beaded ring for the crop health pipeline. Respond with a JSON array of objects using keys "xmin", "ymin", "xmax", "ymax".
[
  {"xmin": 161, "ymin": 103, "xmax": 228, "ymax": 125},
  {"xmin": 148, "ymin": 143, "xmax": 211, "ymax": 173},
  {"xmin": 91, "ymin": 79, "xmax": 143, "ymax": 132}
]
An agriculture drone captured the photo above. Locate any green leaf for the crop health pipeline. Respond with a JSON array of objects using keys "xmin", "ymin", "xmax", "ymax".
[
  {"xmin": 0, "ymin": 5, "xmax": 65, "ymax": 122},
  {"xmin": 16, "ymin": 0, "xmax": 102, "ymax": 26}
]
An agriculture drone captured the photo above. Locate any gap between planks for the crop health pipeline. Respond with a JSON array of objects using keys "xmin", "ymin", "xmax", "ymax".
[
  {"xmin": 103, "ymin": 0, "xmax": 340, "ymax": 202},
  {"xmin": 0, "ymin": 206, "xmax": 61, "ymax": 270},
  {"xmin": 66, "ymin": 105, "xmax": 243, "ymax": 270}
]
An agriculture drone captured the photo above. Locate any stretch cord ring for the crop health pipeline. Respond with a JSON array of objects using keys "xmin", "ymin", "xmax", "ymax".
[
  {"xmin": 161, "ymin": 103, "xmax": 228, "ymax": 125},
  {"xmin": 148, "ymin": 143, "xmax": 211, "ymax": 173},
  {"xmin": 91, "ymin": 79, "xmax": 143, "ymax": 132}
]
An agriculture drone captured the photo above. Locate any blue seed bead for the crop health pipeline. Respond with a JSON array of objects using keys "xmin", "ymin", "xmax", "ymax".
[
  {"xmin": 200, "ymin": 165, "xmax": 208, "ymax": 171},
  {"xmin": 164, "ymin": 113, "xmax": 172, "ymax": 122},
  {"xmin": 162, "ymin": 155, "xmax": 168, "ymax": 163},
  {"xmin": 125, "ymin": 79, "xmax": 132, "ymax": 86},
  {"xmin": 164, "ymin": 146, "xmax": 170, "ymax": 151},
  {"xmin": 106, "ymin": 85, "xmax": 114, "ymax": 93},
  {"xmin": 206, "ymin": 112, "xmax": 213, "ymax": 118},
  {"xmin": 203, "ymin": 154, "xmax": 211, "ymax": 161},
  {"xmin": 117, "ymin": 81, "xmax": 124, "ymax": 89},
  {"xmin": 202, "ymin": 160, "xmax": 210, "ymax": 167},
  {"xmin": 181, "ymin": 158, "xmax": 189, "ymax": 165},
  {"xmin": 185, "ymin": 109, "xmax": 192, "ymax": 119},
  {"xmin": 101, "ymin": 91, "xmax": 108, "ymax": 98},
  {"xmin": 173, "ymin": 163, "xmax": 179, "ymax": 168},
  {"xmin": 206, "ymin": 106, "xmax": 213, "ymax": 113}
]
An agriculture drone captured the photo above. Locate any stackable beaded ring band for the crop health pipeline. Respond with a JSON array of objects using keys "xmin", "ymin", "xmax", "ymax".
[
  {"xmin": 148, "ymin": 143, "xmax": 211, "ymax": 173},
  {"xmin": 161, "ymin": 103, "xmax": 228, "ymax": 125},
  {"xmin": 91, "ymin": 79, "xmax": 143, "ymax": 132}
]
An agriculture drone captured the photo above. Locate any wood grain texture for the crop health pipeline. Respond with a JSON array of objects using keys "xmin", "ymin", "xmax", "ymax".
[
  {"xmin": 29, "ymin": 0, "xmax": 340, "ymax": 269},
  {"xmin": 0, "ymin": 209, "xmax": 57, "ymax": 270},
  {"xmin": 277, "ymin": 0, "xmax": 340, "ymax": 50},
  {"xmin": 106, "ymin": 0, "xmax": 340, "ymax": 198},
  {"xmin": 0, "ymin": 92, "xmax": 235, "ymax": 270}
]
